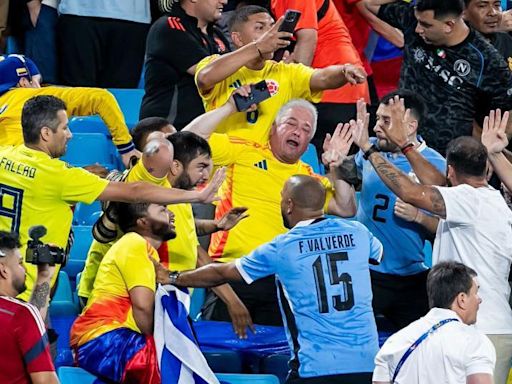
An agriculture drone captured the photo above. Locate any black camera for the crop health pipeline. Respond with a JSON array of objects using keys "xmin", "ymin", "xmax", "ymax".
[{"xmin": 26, "ymin": 226, "xmax": 67, "ymax": 266}]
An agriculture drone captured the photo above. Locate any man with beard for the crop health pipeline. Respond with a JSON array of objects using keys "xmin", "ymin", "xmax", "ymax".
[
  {"xmin": 154, "ymin": 175, "xmax": 383, "ymax": 384},
  {"xmin": 337, "ymin": 91, "xmax": 446, "ymax": 330},
  {"xmin": 0, "ymin": 231, "xmax": 59, "ymax": 384},
  {"xmin": 79, "ymin": 94, "xmax": 253, "ymax": 337},
  {"xmin": 364, "ymin": 0, "xmax": 512, "ymax": 154},
  {"xmin": 71, "ymin": 202, "xmax": 177, "ymax": 384}
]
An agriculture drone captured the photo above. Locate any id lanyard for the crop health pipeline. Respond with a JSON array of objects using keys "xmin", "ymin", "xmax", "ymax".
[{"xmin": 392, "ymin": 318, "xmax": 459, "ymax": 383}]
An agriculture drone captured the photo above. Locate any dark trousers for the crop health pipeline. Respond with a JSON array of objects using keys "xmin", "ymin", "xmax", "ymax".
[
  {"xmin": 286, "ymin": 371, "xmax": 372, "ymax": 384},
  {"xmin": 58, "ymin": 15, "xmax": 148, "ymax": 88},
  {"xmin": 23, "ymin": 4, "xmax": 59, "ymax": 83},
  {"xmin": 371, "ymin": 269, "xmax": 429, "ymax": 330},
  {"xmin": 203, "ymin": 275, "xmax": 283, "ymax": 326}
]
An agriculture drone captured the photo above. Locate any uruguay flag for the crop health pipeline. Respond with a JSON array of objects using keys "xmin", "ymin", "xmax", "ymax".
[{"xmin": 154, "ymin": 284, "xmax": 219, "ymax": 384}]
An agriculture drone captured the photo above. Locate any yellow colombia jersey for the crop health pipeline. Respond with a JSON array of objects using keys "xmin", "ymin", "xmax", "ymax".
[
  {"xmin": 78, "ymin": 159, "xmax": 199, "ymax": 299},
  {"xmin": 70, "ymin": 232, "xmax": 159, "ymax": 348},
  {"xmin": 0, "ymin": 86, "xmax": 133, "ymax": 148},
  {"xmin": 0, "ymin": 145, "xmax": 108, "ymax": 301},
  {"xmin": 195, "ymin": 55, "xmax": 323, "ymax": 145},
  {"xmin": 208, "ymin": 134, "xmax": 333, "ymax": 263}
]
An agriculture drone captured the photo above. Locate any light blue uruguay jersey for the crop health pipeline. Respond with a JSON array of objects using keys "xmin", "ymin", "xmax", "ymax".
[
  {"xmin": 355, "ymin": 138, "xmax": 446, "ymax": 276},
  {"xmin": 235, "ymin": 217, "xmax": 383, "ymax": 378}
]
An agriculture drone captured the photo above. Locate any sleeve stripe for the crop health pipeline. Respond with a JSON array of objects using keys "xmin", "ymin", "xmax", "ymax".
[
  {"xmin": 23, "ymin": 332, "xmax": 50, "ymax": 365},
  {"xmin": 235, "ymin": 259, "xmax": 254, "ymax": 284},
  {"xmin": 23, "ymin": 302, "xmax": 47, "ymax": 336}
]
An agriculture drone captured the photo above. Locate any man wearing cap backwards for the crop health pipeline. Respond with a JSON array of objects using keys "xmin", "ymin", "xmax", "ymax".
[{"xmin": 0, "ymin": 54, "xmax": 138, "ymax": 166}]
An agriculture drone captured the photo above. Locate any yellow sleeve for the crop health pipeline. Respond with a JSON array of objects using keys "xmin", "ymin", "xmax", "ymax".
[
  {"xmin": 42, "ymin": 87, "xmax": 135, "ymax": 152},
  {"xmin": 285, "ymin": 63, "xmax": 323, "ymax": 103},
  {"xmin": 319, "ymin": 176, "xmax": 334, "ymax": 212},
  {"xmin": 59, "ymin": 164, "xmax": 109, "ymax": 204},
  {"xmin": 194, "ymin": 55, "xmax": 222, "ymax": 104},
  {"xmin": 209, "ymin": 133, "xmax": 246, "ymax": 166},
  {"xmin": 78, "ymin": 240, "xmax": 113, "ymax": 299},
  {"xmin": 114, "ymin": 235, "xmax": 157, "ymax": 292}
]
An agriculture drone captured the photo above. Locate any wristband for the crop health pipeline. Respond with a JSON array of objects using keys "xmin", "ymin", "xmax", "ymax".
[
  {"xmin": 363, "ymin": 144, "xmax": 379, "ymax": 160},
  {"xmin": 400, "ymin": 142, "xmax": 415, "ymax": 155},
  {"xmin": 168, "ymin": 270, "xmax": 180, "ymax": 285}
]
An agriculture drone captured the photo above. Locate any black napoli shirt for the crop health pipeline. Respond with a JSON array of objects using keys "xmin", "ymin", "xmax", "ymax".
[
  {"xmin": 140, "ymin": 4, "xmax": 230, "ymax": 129},
  {"xmin": 379, "ymin": 2, "xmax": 512, "ymax": 154}
]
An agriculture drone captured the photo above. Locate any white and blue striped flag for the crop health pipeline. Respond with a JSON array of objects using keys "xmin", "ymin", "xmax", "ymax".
[{"xmin": 154, "ymin": 284, "xmax": 220, "ymax": 384}]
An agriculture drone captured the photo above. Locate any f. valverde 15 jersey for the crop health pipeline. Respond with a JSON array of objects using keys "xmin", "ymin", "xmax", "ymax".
[
  {"xmin": 0, "ymin": 145, "xmax": 108, "ymax": 301},
  {"xmin": 378, "ymin": 2, "xmax": 512, "ymax": 153},
  {"xmin": 236, "ymin": 217, "xmax": 383, "ymax": 378}
]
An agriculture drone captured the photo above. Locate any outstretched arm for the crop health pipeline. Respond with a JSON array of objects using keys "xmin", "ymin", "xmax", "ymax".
[
  {"xmin": 310, "ymin": 65, "xmax": 367, "ymax": 93},
  {"xmin": 154, "ymin": 259, "xmax": 243, "ymax": 288},
  {"xmin": 182, "ymin": 86, "xmax": 254, "ymax": 140},
  {"xmin": 356, "ymin": 1, "xmax": 404, "ymax": 48},
  {"xmin": 481, "ymin": 109, "xmax": 512, "ymax": 192},
  {"xmin": 196, "ymin": 18, "xmax": 291, "ymax": 92}
]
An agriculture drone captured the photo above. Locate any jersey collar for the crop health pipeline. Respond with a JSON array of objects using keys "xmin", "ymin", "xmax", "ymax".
[{"xmin": 293, "ymin": 217, "xmax": 325, "ymax": 228}]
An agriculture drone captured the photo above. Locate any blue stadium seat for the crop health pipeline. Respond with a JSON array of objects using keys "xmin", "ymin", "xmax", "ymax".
[
  {"xmin": 58, "ymin": 367, "xmax": 97, "ymax": 384},
  {"xmin": 107, "ymin": 88, "xmax": 145, "ymax": 129},
  {"xmin": 259, "ymin": 354, "xmax": 289, "ymax": 384},
  {"xmin": 68, "ymin": 116, "xmax": 110, "ymax": 136},
  {"xmin": 63, "ymin": 226, "xmax": 93, "ymax": 279},
  {"xmin": 5, "ymin": 37, "xmax": 21, "ymax": 55},
  {"xmin": 424, "ymin": 240, "xmax": 433, "ymax": 268},
  {"xmin": 190, "ymin": 288, "xmax": 205, "ymax": 321},
  {"xmin": 216, "ymin": 373, "xmax": 280, "ymax": 384},
  {"xmin": 73, "ymin": 201, "xmax": 102, "ymax": 226},
  {"xmin": 300, "ymin": 144, "xmax": 323, "ymax": 175},
  {"xmin": 202, "ymin": 348, "xmax": 242, "ymax": 373},
  {"xmin": 61, "ymin": 132, "xmax": 117, "ymax": 169}
]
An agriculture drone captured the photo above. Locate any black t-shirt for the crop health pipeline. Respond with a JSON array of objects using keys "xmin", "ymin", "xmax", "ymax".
[
  {"xmin": 378, "ymin": 3, "xmax": 512, "ymax": 154},
  {"xmin": 140, "ymin": 5, "xmax": 230, "ymax": 129}
]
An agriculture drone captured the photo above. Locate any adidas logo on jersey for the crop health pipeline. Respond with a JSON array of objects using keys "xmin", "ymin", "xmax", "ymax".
[
  {"xmin": 254, "ymin": 159, "xmax": 268, "ymax": 170},
  {"xmin": 229, "ymin": 79, "xmax": 243, "ymax": 89}
]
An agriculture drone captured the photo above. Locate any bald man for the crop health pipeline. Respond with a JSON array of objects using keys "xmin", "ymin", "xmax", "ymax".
[{"xmin": 153, "ymin": 175, "xmax": 384, "ymax": 384}]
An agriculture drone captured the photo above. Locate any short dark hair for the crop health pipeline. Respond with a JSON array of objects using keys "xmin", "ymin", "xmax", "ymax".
[
  {"xmin": 446, "ymin": 136, "xmax": 488, "ymax": 177},
  {"xmin": 167, "ymin": 131, "xmax": 211, "ymax": 169},
  {"xmin": 0, "ymin": 232, "xmax": 20, "ymax": 257},
  {"xmin": 114, "ymin": 202, "xmax": 151, "ymax": 233},
  {"xmin": 132, "ymin": 117, "xmax": 172, "ymax": 151},
  {"xmin": 228, "ymin": 5, "xmax": 270, "ymax": 32},
  {"xmin": 380, "ymin": 89, "xmax": 428, "ymax": 126},
  {"xmin": 21, "ymin": 95, "xmax": 67, "ymax": 144},
  {"xmin": 416, "ymin": 0, "xmax": 464, "ymax": 19},
  {"xmin": 427, "ymin": 261, "xmax": 477, "ymax": 309}
]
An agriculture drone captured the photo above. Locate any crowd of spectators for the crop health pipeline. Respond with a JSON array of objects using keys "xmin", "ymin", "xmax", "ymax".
[{"xmin": 1, "ymin": 0, "xmax": 512, "ymax": 383}]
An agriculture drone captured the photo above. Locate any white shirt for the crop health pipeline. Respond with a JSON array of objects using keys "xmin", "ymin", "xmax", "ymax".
[
  {"xmin": 433, "ymin": 185, "xmax": 512, "ymax": 334},
  {"xmin": 373, "ymin": 308, "xmax": 496, "ymax": 384}
]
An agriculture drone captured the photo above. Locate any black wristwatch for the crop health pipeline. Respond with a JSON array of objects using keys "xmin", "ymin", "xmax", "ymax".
[
  {"xmin": 363, "ymin": 144, "xmax": 379, "ymax": 160},
  {"xmin": 168, "ymin": 270, "xmax": 180, "ymax": 285}
]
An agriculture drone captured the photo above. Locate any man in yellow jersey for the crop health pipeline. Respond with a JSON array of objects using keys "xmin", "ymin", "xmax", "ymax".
[
  {"xmin": 79, "ymin": 94, "xmax": 255, "ymax": 337},
  {"xmin": 0, "ymin": 54, "xmax": 138, "ymax": 165},
  {"xmin": 186, "ymin": 96, "xmax": 357, "ymax": 326},
  {"xmin": 0, "ymin": 95, "xmax": 225, "ymax": 302},
  {"xmin": 71, "ymin": 202, "xmax": 176, "ymax": 383},
  {"xmin": 194, "ymin": 5, "xmax": 367, "ymax": 145}
]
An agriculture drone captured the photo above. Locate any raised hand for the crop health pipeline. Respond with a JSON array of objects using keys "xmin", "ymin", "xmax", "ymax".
[
  {"xmin": 255, "ymin": 16, "xmax": 293, "ymax": 57},
  {"xmin": 386, "ymin": 95, "xmax": 411, "ymax": 148},
  {"xmin": 197, "ymin": 167, "xmax": 226, "ymax": 203},
  {"xmin": 482, "ymin": 109, "xmax": 509, "ymax": 154},
  {"xmin": 350, "ymin": 99, "xmax": 371, "ymax": 150},
  {"xmin": 227, "ymin": 85, "xmax": 257, "ymax": 113}
]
